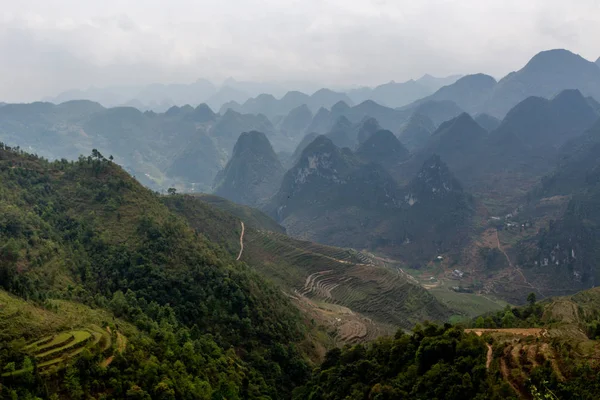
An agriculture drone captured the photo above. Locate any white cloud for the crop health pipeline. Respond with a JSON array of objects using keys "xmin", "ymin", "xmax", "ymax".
[{"xmin": 1, "ymin": 0, "xmax": 599, "ymax": 102}]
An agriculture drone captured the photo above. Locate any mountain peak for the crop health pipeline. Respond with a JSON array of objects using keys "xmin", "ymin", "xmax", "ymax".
[
  {"xmin": 474, "ymin": 113, "xmax": 501, "ymax": 132},
  {"xmin": 312, "ymin": 88, "xmax": 340, "ymax": 97},
  {"xmin": 326, "ymin": 116, "xmax": 355, "ymax": 149},
  {"xmin": 433, "ymin": 112, "xmax": 484, "ymax": 137},
  {"xmin": 222, "ymin": 108, "xmax": 241, "ymax": 119},
  {"xmin": 398, "ymin": 112, "xmax": 436, "ymax": 151},
  {"xmin": 165, "ymin": 105, "xmax": 181, "ymax": 116},
  {"xmin": 408, "ymin": 155, "xmax": 463, "ymax": 202},
  {"xmin": 280, "ymin": 104, "xmax": 313, "ymax": 136},
  {"xmin": 301, "ymin": 134, "xmax": 337, "ymax": 156},
  {"xmin": 496, "ymin": 88, "xmax": 598, "ymax": 148},
  {"xmin": 283, "ymin": 134, "xmax": 354, "ymax": 192},
  {"xmin": 417, "ymin": 74, "xmax": 496, "ymax": 115},
  {"xmin": 357, "ymin": 129, "xmax": 409, "ymax": 166},
  {"xmin": 195, "ymin": 103, "xmax": 214, "ymax": 113},
  {"xmin": 524, "ymin": 49, "xmax": 590, "ymax": 71},
  {"xmin": 452, "ymin": 73, "xmax": 497, "ymax": 87},
  {"xmin": 331, "ymin": 115, "xmax": 352, "ymax": 130},
  {"xmin": 357, "ymin": 117, "xmax": 382, "ymax": 144},
  {"xmin": 213, "ymin": 131, "xmax": 284, "ymax": 207},
  {"xmin": 552, "ymin": 88, "xmax": 586, "ymax": 105},
  {"xmin": 331, "ymin": 100, "xmax": 350, "ymax": 113},
  {"xmin": 232, "ymin": 130, "xmax": 272, "ymax": 156},
  {"xmin": 189, "ymin": 103, "xmax": 216, "ymax": 122},
  {"xmin": 281, "ymin": 90, "xmax": 310, "ymax": 104},
  {"xmin": 486, "ymin": 49, "xmax": 600, "ymax": 117}
]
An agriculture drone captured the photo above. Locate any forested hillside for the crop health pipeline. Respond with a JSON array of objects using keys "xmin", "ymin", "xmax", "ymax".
[
  {"xmin": 0, "ymin": 145, "xmax": 313, "ymax": 399},
  {"xmin": 163, "ymin": 194, "xmax": 452, "ymax": 341},
  {"xmin": 297, "ymin": 287, "xmax": 600, "ymax": 399}
]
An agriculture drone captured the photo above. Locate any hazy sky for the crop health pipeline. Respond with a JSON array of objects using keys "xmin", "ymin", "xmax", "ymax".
[{"xmin": 1, "ymin": 0, "xmax": 600, "ymax": 102}]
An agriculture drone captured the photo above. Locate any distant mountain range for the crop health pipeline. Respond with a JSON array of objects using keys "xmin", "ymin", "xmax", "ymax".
[
  {"xmin": 42, "ymin": 49, "xmax": 600, "ymax": 126},
  {"xmin": 406, "ymin": 74, "xmax": 497, "ymax": 115},
  {"xmin": 407, "ymin": 49, "xmax": 600, "ymax": 118},
  {"xmin": 219, "ymin": 89, "xmax": 355, "ymax": 120},
  {"xmin": 395, "ymin": 89, "xmax": 600, "ymax": 203},
  {"xmin": 346, "ymin": 74, "xmax": 463, "ymax": 108},
  {"xmin": 44, "ymin": 74, "xmax": 461, "ymax": 115}
]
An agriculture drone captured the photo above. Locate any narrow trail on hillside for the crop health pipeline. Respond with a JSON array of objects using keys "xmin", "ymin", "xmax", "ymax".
[
  {"xmin": 486, "ymin": 344, "xmax": 493, "ymax": 369},
  {"xmin": 495, "ymin": 229, "xmax": 544, "ymax": 298},
  {"xmin": 236, "ymin": 221, "xmax": 245, "ymax": 261}
]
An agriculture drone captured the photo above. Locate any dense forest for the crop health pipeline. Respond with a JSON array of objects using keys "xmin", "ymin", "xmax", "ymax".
[
  {"xmin": 0, "ymin": 145, "xmax": 310, "ymax": 399},
  {"xmin": 294, "ymin": 323, "xmax": 513, "ymax": 400}
]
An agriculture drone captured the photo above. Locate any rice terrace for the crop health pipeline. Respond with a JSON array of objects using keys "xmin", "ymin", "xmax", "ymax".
[{"xmin": 2, "ymin": 325, "xmax": 125, "ymax": 377}]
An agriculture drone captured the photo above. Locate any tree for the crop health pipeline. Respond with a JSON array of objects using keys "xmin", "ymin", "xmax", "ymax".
[
  {"xmin": 501, "ymin": 310, "xmax": 516, "ymax": 328},
  {"xmin": 475, "ymin": 317, "xmax": 485, "ymax": 328},
  {"xmin": 21, "ymin": 357, "xmax": 35, "ymax": 385},
  {"xmin": 64, "ymin": 366, "xmax": 84, "ymax": 399},
  {"xmin": 527, "ymin": 292, "xmax": 537, "ymax": 307},
  {"xmin": 167, "ymin": 188, "xmax": 177, "ymax": 195},
  {"xmin": 3, "ymin": 361, "xmax": 15, "ymax": 374}
]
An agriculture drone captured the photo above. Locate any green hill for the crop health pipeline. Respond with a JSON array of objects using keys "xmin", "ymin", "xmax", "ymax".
[{"xmin": 0, "ymin": 145, "xmax": 313, "ymax": 399}]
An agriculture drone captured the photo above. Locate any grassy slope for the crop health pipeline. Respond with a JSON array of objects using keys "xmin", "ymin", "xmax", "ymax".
[
  {"xmin": 164, "ymin": 194, "xmax": 452, "ymax": 331},
  {"xmin": 0, "ymin": 290, "xmax": 133, "ymax": 343},
  {"xmin": 190, "ymin": 193, "xmax": 285, "ymax": 233}
]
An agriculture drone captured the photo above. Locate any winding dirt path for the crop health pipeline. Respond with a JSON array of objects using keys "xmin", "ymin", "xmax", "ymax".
[
  {"xmin": 236, "ymin": 221, "xmax": 245, "ymax": 261},
  {"xmin": 495, "ymin": 229, "xmax": 514, "ymax": 269},
  {"xmin": 495, "ymin": 229, "xmax": 544, "ymax": 297},
  {"xmin": 486, "ymin": 344, "xmax": 493, "ymax": 369}
]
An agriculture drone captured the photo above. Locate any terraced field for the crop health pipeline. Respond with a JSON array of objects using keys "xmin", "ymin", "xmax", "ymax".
[
  {"xmin": 3, "ymin": 325, "xmax": 118, "ymax": 376},
  {"xmin": 245, "ymin": 231, "xmax": 451, "ymax": 331},
  {"xmin": 497, "ymin": 338, "xmax": 564, "ymax": 397},
  {"xmin": 165, "ymin": 195, "xmax": 452, "ymax": 341},
  {"xmin": 288, "ymin": 294, "xmax": 395, "ymax": 344},
  {"xmin": 470, "ymin": 318, "xmax": 597, "ymax": 398}
]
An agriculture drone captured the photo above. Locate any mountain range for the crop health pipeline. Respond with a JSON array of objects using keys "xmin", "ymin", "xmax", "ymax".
[
  {"xmin": 346, "ymin": 74, "xmax": 462, "ymax": 108},
  {"xmin": 407, "ymin": 49, "xmax": 600, "ymax": 119},
  {"xmin": 6, "ymin": 47, "xmax": 600, "ymax": 399},
  {"xmin": 45, "ymin": 74, "xmax": 460, "ymax": 115},
  {"xmin": 264, "ymin": 134, "xmax": 473, "ymax": 262}
]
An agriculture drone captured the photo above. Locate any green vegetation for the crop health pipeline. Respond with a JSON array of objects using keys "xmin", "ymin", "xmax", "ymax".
[
  {"xmin": 429, "ymin": 287, "xmax": 506, "ymax": 321},
  {"xmin": 2, "ymin": 137, "xmax": 600, "ymax": 398},
  {"xmin": 183, "ymin": 193, "xmax": 285, "ymax": 233},
  {"xmin": 0, "ymin": 145, "xmax": 311, "ymax": 399},
  {"xmin": 164, "ymin": 194, "xmax": 452, "ymax": 331},
  {"xmin": 297, "ymin": 287, "xmax": 600, "ymax": 399},
  {"xmin": 294, "ymin": 323, "xmax": 514, "ymax": 399}
]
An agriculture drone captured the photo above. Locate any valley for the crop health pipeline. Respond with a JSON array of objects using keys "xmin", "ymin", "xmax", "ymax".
[{"xmin": 2, "ymin": 38, "xmax": 600, "ymax": 398}]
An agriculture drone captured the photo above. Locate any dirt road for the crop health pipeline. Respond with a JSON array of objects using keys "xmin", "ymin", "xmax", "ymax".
[
  {"xmin": 236, "ymin": 221, "xmax": 245, "ymax": 261},
  {"xmin": 495, "ymin": 229, "xmax": 544, "ymax": 297},
  {"xmin": 465, "ymin": 328, "xmax": 546, "ymax": 337}
]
